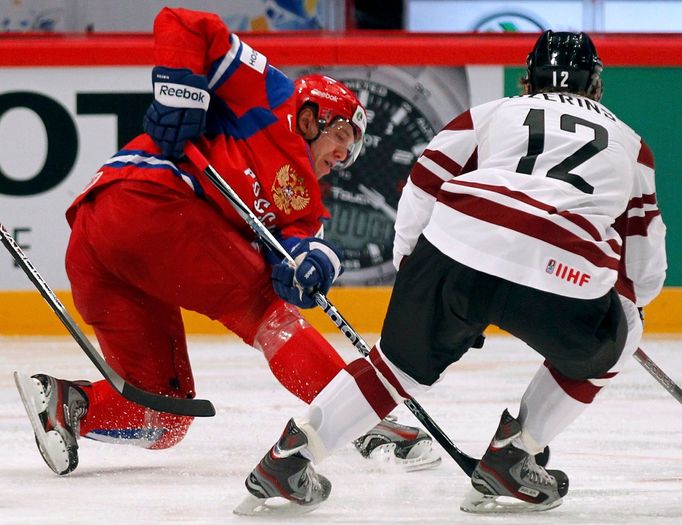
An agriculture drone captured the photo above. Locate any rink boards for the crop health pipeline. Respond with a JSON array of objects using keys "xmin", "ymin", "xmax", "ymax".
[{"xmin": 1, "ymin": 286, "xmax": 681, "ymax": 336}]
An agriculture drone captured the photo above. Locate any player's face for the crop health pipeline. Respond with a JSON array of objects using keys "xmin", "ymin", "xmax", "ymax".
[{"xmin": 310, "ymin": 119, "xmax": 355, "ymax": 178}]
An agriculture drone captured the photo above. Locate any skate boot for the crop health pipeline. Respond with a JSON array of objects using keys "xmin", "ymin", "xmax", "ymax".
[
  {"xmin": 13, "ymin": 372, "xmax": 89, "ymax": 475},
  {"xmin": 234, "ymin": 418, "xmax": 331, "ymax": 517},
  {"xmin": 353, "ymin": 415, "xmax": 441, "ymax": 471},
  {"xmin": 461, "ymin": 409, "xmax": 568, "ymax": 513}
]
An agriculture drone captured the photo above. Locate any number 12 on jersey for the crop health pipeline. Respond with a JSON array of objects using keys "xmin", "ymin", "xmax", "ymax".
[{"xmin": 516, "ymin": 108, "xmax": 609, "ymax": 194}]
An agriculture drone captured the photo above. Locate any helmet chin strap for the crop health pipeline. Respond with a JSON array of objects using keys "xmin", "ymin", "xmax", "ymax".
[
  {"xmin": 313, "ymin": 119, "xmax": 327, "ymax": 141},
  {"xmin": 303, "ymin": 119, "xmax": 326, "ymax": 147}
]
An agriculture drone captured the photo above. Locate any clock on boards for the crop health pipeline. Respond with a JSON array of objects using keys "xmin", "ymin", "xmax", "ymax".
[{"xmin": 285, "ymin": 66, "xmax": 470, "ymax": 285}]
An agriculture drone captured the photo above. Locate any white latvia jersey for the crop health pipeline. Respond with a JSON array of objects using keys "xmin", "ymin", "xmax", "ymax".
[{"xmin": 394, "ymin": 93, "xmax": 666, "ymax": 301}]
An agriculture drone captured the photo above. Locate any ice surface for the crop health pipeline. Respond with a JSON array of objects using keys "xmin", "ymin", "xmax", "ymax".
[{"xmin": 1, "ymin": 335, "xmax": 680, "ymax": 524}]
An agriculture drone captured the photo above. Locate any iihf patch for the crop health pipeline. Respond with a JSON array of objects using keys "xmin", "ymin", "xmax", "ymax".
[
  {"xmin": 545, "ymin": 258, "xmax": 556, "ymax": 274},
  {"xmin": 545, "ymin": 258, "xmax": 591, "ymax": 286}
]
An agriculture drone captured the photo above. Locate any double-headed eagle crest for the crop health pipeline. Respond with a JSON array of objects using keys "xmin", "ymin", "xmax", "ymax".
[{"xmin": 271, "ymin": 164, "xmax": 310, "ymax": 214}]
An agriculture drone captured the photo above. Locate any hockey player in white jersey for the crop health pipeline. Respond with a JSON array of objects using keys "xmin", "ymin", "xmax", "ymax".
[{"xmin": 237, "ymin": 31, "xmax": 667, "ymax": 516}]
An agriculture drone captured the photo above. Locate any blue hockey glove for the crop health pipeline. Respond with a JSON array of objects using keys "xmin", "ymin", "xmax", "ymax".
[
  {"xmin": 272, "ymin": 238, "xmax": 344, "ymax": 309},
  {"xmin": 143, "ymin": 66, "xmax": 209, "ymax": 158}
]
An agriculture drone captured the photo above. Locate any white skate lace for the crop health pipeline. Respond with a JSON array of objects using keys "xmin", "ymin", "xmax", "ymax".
[
  {"xmin": 69, "ymin": 404, "xmax": 87, "ymax": 434},
  {"xmin": 523, "ymin": 457, "xmax": 554, "ymax": 486},
  {"xmin": 299, "ymin": 468, "xmax": 321, "ymax": 501},
  {"xmin": 64, "ymin": 389, "xmax": 88, "ymax": 430}
]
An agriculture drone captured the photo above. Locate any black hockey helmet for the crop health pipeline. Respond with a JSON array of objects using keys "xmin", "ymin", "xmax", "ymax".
[{"xmin": 526, "ymin": 30, "xmax": 602, "ymax": 98}]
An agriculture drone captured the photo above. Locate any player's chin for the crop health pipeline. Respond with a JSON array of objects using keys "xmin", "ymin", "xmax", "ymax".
[{"xmin": 315, "ymin": 162, "xmax": 332, "ymax": 178}]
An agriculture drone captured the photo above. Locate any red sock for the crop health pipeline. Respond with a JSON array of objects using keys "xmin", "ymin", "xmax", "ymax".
[
  {"xmin": 267, "ymin": 325, "xmax": 346, "ymax": 403},
  {"xmin": 78, "ymin": 380, "xmax": 193, "ymax": 449}
]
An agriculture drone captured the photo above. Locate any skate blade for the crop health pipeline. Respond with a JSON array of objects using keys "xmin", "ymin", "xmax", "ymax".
[
  {"xmin": 367, "ymin": 440, "xmax": 442, "ymax": 472},
  {"xmin": 13, "ymin": 371, "xmax": 70, "ymax": 475},
  {"xmin": 233, "ymin": 493, "xmax": 322, "ymax": 517},
  {"xmin": 460, "ymin": 488, "xmax": 563, "ymax": 514}
]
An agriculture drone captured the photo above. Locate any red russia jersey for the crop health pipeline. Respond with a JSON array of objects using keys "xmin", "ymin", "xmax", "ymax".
[
  {"xmin": 67, "ymin": 7, "xmax": 327, "ymax": 240},
  {"xmin": 394, "ymin": 93, "xmax": 667, "ymax": 303}
]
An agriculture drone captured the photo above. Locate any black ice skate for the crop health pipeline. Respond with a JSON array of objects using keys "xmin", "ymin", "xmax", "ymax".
[
  {"xmin": 13, "ymin": 372, "xmax": 89, "ymax": 475},
  {"xmin": 353, "ymin": 415, "xmax": 441, "ymax": 471},
  {"xmin": 234, "ymin": 418, "xmax": 331, "ymax": 517},
  {"xmin": 461, "ymin": 409, "xmax": 568, "ymax": 513}
]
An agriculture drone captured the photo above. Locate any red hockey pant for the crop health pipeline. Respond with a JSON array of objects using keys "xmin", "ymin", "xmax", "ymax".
[{"xmin": 66, "ymin": 181, "xmax": 344, "ymax": 448}]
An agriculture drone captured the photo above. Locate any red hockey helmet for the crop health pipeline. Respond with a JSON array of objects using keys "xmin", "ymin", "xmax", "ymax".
[{"xmin": 294, "ymin": 74, "xmax": 367, "ymax": 169}]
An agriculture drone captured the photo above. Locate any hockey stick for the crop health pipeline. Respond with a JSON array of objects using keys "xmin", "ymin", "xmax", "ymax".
[
  {"xmin": 634, "ymin": 348, "xmax": 682, "ymax": 404},
  {"xmin": 184, "ymin": 142, "xmax": 479, "ymax": 476},
  {"xmin": 0, "ymin": 223, "xmax": 216, "ymax": 417}
]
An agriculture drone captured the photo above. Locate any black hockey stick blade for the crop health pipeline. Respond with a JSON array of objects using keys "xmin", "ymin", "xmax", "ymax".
[
  {"xmin": 119, "ymin": 382, "xmax": 215, "ymax": 417},
  {"xmin": 1, "ymin": 223, "xmax": 215, "ymax": 417},
  {"xmin": 634, "ymin": 348, "xmax": 682, "ymax": 404}
]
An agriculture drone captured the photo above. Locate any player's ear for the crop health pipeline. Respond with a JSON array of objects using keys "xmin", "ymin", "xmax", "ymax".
[{"xmin": 297, "ymin": 107, "xmax": 318, "ymax": 140}]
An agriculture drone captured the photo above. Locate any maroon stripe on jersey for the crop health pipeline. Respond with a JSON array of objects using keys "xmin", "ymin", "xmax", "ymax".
[
  {"xmin": 637, "ymin": 140, "xmax": 655, "ymax": 169},
  {"xmin": 345, "ymin": 358, "xmax": 397, "ymax": 419},
  {"xmin": 606, "ymin": 238, "xmax": 621, "ymax": 253},
  {"xmin": 443, "ymin": 179, "xmax": 605, "ymax": 243},
  {"xmin": 545, "ymin": 362, "xmax": 617, "ymax": 403},
  {"xmin": 626, "ymin": 210, "xmax": 661, "ymax": 236},
  {"xmin": 615, "ymin": 274, "xmax": 636, "ymax": 302},
  {"xmin": 438, "ymin": 191, "xmax": 620, "ymax": 270},
  {"xmin": 422, "ymin": 148, "xmax": 463, "ymax": 176},
  {"xmin": 410, "ymin": 162, "xmax": 445, "ymax": 197},
  {"xmin": 461, "ymin": 147, "xmax": 478, "ymax": 174},
  {"xmin": 369, "ymin": 346, "xmax": 411, "ymax": 399},
  {"xmin": 443, "ymin": 110, "xmax": 473, "ymax": 131},
  {"xmin": 629, "ymin": 193, "xmax": 658, "ymax": 209}
]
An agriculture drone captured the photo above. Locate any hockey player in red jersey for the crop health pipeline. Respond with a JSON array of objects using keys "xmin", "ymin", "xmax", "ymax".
[
  {"xmin": 240, "ymin": 31, "xmax": 667, "ymax": 515},
  {"xmin": 13, "ymin": 7, "xmax": 439, "ymax": 476}
]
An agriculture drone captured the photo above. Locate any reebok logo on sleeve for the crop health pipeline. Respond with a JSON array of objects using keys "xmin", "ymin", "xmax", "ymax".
[{"xmin": 154, "ymin": 83, "xmax": 210, "ymax": 110}]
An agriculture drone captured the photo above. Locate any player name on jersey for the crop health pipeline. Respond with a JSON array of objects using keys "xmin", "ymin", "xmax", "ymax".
[{"xmin": 512, "ymin": 93, "xmax": 616, "ymax": 122}]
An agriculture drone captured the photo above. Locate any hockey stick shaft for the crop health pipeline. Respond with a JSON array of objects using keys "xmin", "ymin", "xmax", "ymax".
[
  {"xmin": 0, "ymin": 223, "xmax": 215, "ymax": 417},
  {"xmin": 633, "ymin": 348, "xmax": 682, "ymax": 404},
  {"xmin": 184, "ymin": 142, "xmax": 478, "ymax": 476}
]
